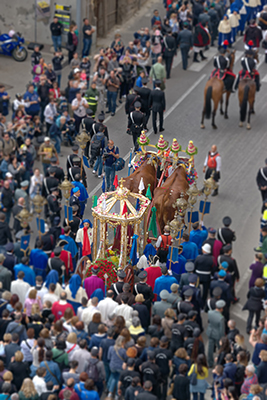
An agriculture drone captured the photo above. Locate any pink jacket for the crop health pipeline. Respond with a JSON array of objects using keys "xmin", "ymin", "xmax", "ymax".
[{"xmin": 24, "ymin": 298, "xmax": 42, "ymax": 316}]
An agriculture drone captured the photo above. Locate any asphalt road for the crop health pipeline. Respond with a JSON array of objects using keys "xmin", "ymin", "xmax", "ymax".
[{"xmin": 2, "ymin": 0, "xmax": 267, "ymax": 349}]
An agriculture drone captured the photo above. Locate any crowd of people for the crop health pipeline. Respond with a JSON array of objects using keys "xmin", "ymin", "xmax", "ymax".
[{"xmin": 1, "ymin": 0, "xmax": 267, "ymax": 400}]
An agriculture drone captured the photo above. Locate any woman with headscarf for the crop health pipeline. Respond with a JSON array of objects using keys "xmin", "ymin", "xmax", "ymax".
[
  {"xmin": 43, "ymin": 270, "xmax": 63, "ymax": 297},
  {"xmin": 65, "ymin": 274, "xmax": 87, "ymax": 313},
  {"xmin": 76, "ymin": 219, "xmax": 93, "ymax": 260},
  {"xmin": 218, "ymin": 15, "xmax": 232, "ymax": 47}
]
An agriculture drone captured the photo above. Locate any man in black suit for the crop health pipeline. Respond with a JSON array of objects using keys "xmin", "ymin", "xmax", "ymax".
[
  {"xmin": 128, "ymin": 101, "xmax": 146, "ymax": 151},
  {"xmin": 149, "ymin": 80, "xmax": 166, "ymax": 134},
  {"xmin": 82, "ymin": 109, "xmax": 95, "ymax": 158},
  {"xmin": 134, "ymin": 78, "xmax": 151, "ymax": 129},
  {"xmin": 163, "ymin": 29, "xmax": 177, "ymax": 79}
]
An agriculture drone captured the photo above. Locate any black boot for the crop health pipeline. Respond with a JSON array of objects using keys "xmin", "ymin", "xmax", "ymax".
[
  {"xmin": 265, "ymin": 54, "xmax": 267, "ymax": 63},
  {"xmin": 211, "ymin": 188, "xmax": 218, "ymax": 196},
  {"xmin": 200, "ymin": 50, "xmax": 207, "ymax": 60},
  {"xmin": 193, "ymin": 52, "xmax": 200, "ymax": 62}
]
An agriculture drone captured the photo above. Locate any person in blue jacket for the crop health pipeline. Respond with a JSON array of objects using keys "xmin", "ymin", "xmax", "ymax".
[
  {"xmin": 189, "ymin": 222, "xmax": 208, "ymax": 252},
  {"xmin": 154, "ymin": 265, "xmax": 178, "ymax": 300}
]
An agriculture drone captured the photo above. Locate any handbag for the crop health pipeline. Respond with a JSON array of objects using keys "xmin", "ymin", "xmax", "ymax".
[
  {"xmin": 190, "ymin": 364, "xmax": 198, "ymax": 386},
  {"xmin": 66, "ymin": 43, "xmax": 75, "ymax": 52}
]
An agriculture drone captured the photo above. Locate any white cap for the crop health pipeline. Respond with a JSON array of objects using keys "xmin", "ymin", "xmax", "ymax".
[
  {"xmin": 44, "ymin": 137, "xmax": 50, "ymax": 142},
  {"xmin": 202, "ymin": 243, "xmax": 211, "ymax": 254},
  {"xmin": 6, "ymin": 172, "xmax": 12, "ymax": 178},
  {"xmin": 74, "ymin": 68, "xmax": 80, "ymax": 73}
]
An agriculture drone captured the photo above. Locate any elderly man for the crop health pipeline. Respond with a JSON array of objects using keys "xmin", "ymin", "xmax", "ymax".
[
  {"xmin": 206, "ymin": 299, "xmax": 225, "ymax": 368},
  {"xmin": 241, "ymin": 365, "xmax": 258, "ymax": 395}
]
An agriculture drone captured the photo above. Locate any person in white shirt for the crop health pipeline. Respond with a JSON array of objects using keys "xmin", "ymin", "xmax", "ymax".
[
  {"xmin": 43, "ymin": 283, "xmax": 59, "ymax": 304},
  {"xmin": 44, "ymin": 98, "xmax": 58, "ymax": 133},
  {"xmin": 114, "ymin": 295, "xmax": 133, "ymax": 327},
  {"xmin": 98, "ymin": 290, "xmax": 118, "ymax": 323},
  {"xmin": 21, "ymin": 328, "xmax": 35, "ymax": 363},
  {"xmin": 11, "ymin": 270, "xmax": 31, "ymax": 304},
  {"xmin": 82, "ymin": 297, "xmax": 100, "ymax": 330},
  {"xmin": 71, "ymin": 92, "xmax": 88, "ymax": 133},
  {"xmin": 32, "ymin": 367, "xmax": 48, "ymax": 395}
]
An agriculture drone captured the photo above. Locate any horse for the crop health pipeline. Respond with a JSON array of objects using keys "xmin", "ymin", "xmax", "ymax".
[
  {"xmin": 123, "ymin": 154, "xmax": 159, "ymax": 195},
  {"xmin": 201, "ymin": 50, "xmax": 236, "ymax": 129},
  {"xmin": 238, "ymin": 78, "xmax": 256, "ymax": 130},
  {"xmin": 153, "ymin": 165, "xmax": 189, "ymax": 233}
]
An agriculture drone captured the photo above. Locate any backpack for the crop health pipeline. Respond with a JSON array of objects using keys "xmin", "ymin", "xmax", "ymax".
[
  {"xmin": 115, "ymin": 157, "xmax": 125, "ymax": 171},
  {"xmin": 86, "ymin": 360, "xmax": 99, "ymax": 382},
  {"xmin": 91, "ymin": 133, "xmax": 104, "ymax": 157}
]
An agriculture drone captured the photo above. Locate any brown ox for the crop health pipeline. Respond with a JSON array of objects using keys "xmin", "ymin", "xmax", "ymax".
[
  {"xmin": 123, "ymin": 157, "xmax": 157, "ymax": 195},
  {"xmin": 153, "ymin": 165, "xmax": 189, "ymax": 232}
]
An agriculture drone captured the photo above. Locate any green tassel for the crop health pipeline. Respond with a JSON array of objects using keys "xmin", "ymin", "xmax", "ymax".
[
  {"xmin": 149, "ymin": 206, "xmax": 158, "ymax": 238},
  {"xmin": 145, "ymin": 184, "xmax": 152, "ymax": 200},
  {"xmin": 92, "ymin": 195, "xmax": 98, "ymax": 207}
]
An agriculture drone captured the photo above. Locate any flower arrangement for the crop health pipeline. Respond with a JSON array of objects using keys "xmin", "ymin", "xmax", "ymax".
[
  {"xmin": 85, "ymin": 258, "xmax": 119, "ymax": 289},
  {"xmin": 137, "ymin": 131, "xmax": 150, "ymax": 147}
]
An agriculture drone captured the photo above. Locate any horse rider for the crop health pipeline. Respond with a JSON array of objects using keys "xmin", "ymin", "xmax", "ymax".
[
  {"xmin": 234, "ymin": 49, "xmax": 260, "ymax": 91},
  {"xmin": 210, "ymin": 41, "xmax": 236, "ymax": 92}
]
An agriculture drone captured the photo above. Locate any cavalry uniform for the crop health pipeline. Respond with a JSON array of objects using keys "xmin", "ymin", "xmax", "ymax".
[
  {"xmin": 234, "ymin": 54, "xmax": 260, "ymax": 91},
  {"xmin": 210, "ymin": 52, "xmax": 236, "ymax": 91},
  {"xmin": 204, "ymin": 151, "xmax": 221, "ymax": 183}
]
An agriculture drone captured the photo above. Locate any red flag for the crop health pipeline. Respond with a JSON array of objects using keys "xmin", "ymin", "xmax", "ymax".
[
  {"xmin": 122, "ymin": 201, "xmax": 127, "ymax": 216},
  {"xmin": 113, "ymin": 175, "xmax": 118, "ymax": 188}
]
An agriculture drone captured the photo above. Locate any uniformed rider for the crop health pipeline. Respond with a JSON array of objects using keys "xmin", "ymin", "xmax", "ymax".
[
  {"xmin": 211, "ymin": 41, "xmax": 235, "ymax": 92},
  {"xmin": 234, "ymin": 49, "xmax": 260, "ymax": 91}
]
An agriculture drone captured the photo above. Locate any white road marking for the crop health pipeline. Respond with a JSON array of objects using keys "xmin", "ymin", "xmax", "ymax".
[
  {"xmin": 88, "ymin": 73, "xmax": 207, "ymax": 198},
  {"xmin": 234, "ymin": 50, "xmax": 244, "ymax": 64},
  {"xmin": 188, "ymin": 48, "xmax": 218, "ymax": 72},
  {"xmin": 172, "ymin": 53, "xmax": 182, "ymax": 69},
  {"xmin": 231, "ymin": 302, "xmax": 247, "ymax": 322},
  {"xmin": 262, "ymin": 73, "xmax": 267, "ymax": 82}
]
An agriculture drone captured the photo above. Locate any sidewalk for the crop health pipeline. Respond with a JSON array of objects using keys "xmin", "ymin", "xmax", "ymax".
[{"xmin": 0, "ymin": 0, "xmax": 165, "ymax": 100}]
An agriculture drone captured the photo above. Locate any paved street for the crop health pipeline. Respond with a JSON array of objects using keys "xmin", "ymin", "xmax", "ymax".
[{"xmin": 1, "ymin": 0, "xmax": 267, "ymax": 348}]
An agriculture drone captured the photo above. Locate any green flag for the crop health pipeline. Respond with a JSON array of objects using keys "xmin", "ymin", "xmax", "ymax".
[
  {"xmin": 149, "ymin": 206, "xmax": 158, "ymax": 238},
  {"xmin": 146, "ymin": 184, "xmax": 152, "ymax": 200},
  {"xmin": 92, "ymin": 195, "xmax": 98, "ymax": 207}
]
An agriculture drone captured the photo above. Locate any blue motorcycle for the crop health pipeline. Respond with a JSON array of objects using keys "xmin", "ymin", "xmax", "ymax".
[{"xmin": 0, "ymin": 31, "xmax": 28, "ymax": 62}]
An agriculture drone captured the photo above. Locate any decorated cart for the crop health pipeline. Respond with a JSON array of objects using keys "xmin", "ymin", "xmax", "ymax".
[{"xmin": 91, "ymin": 178, "xmax": 150, "ymax": 268}]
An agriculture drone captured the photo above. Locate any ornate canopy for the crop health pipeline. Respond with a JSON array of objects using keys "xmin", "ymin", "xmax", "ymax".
[{"xmin": 91, "ymin": 178, "xmax": 150, "ymax": 266}]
